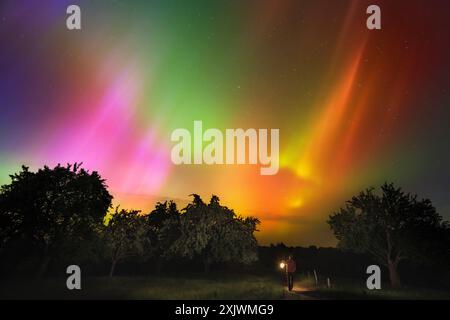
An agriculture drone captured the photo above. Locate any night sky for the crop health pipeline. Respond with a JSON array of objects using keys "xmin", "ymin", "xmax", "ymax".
[{"xmin": 1, "ymin": 0, "xmax": 450, "ymax": 246}]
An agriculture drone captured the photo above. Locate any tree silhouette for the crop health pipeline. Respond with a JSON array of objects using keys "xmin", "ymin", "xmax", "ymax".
[
  {"xmin": 0, "ymin": 163, "xmax": 112, "ymax": 277},
  {"xmin": 103, "ymin": 208, "xmax": 149, "ymax": 277},
  {"xmin": 145, "ymin": 201, "xmax": 180, "ymax": 273},
  {"xmin": 172, "ymin": 194, "xmax": 259, "ymax": 273},
  {"xmin": 328, "ymin": 182, "xmax": 450, "ymax": 288}
]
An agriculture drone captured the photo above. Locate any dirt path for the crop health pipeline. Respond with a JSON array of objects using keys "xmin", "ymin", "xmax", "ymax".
[{"xmin": 283, "ymin": 284, "xmax": 321, "ymax": 300}]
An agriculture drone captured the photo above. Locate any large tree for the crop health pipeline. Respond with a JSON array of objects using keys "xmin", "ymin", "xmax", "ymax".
[
  {"xmin": 0, "ymin": 164, "xmax": 112, "ymax": 277},
  {"xmin": 103, "ymin": 208, "xmax": 149, "ymax": 277},
  {"xmin": 172, "ymin": 194, "xmax": 259, "ymax": 273},
  {"xmin": 145, "ymin": 201, "xmax": 180, "ymax": 273},
  {"xmin": 328, "ymin": 182, "xmax": 449, "ymax": 288}
]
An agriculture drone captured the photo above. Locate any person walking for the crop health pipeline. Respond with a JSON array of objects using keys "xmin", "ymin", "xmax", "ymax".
[{"xmin": 286, "ymin": 255, "xmax": 297, "ymax": 291}]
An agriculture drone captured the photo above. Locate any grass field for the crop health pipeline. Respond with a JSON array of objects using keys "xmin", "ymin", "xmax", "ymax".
[
  {"xmin": 0, "ymin": 274, "xmax": 284, "ymax": 300},
  {"xmin": 310, "ymin": 283, "xmax": 450, "ymax": 300},
  {"xmin": 295, "ymin": 275, "xmax": 450, "ymax": 300},
  {"xmin": 1, "ymin": 273, "xmax": 449, "ymax": 300}
]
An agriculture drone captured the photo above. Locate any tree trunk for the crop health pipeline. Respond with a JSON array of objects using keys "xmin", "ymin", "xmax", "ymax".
[
  {"xmin": 388, "ymin": 261, "xmax": 401, "ymax": 288},
  {"xmin": 109, "ymin": 259, "xmax": 117, "ymax": 277},
  {"xmin": 203, "ymin": 258, "xmax": 210, "ymax": 273},
  {"xmin": 155, "ymin": 258, "xmax": 163, "ymax": 274},
  {"xmin": 36, "ymin": 255, "xmax": 52, "ymax": 278}
]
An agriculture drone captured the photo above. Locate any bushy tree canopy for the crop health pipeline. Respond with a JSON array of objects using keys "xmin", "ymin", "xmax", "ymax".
[
  {"xmin": 0, "ymin": 163, "xmax": 112, "ymax": 276},
  {"xmin": 145, "ymin": 201, "xmax": 181, "ymax": 272},
  {"xmin": 171, "ymin": 194, "xmax": 260, "ymax": 272},
  {"xmin": 103, "ymin": 208, "xmax": 149, "ymax": 277}
]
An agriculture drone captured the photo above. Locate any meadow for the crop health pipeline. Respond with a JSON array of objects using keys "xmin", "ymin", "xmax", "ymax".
[
  {"xmin": 0, "ymin": 274, "xmax": 284, "ymax": 300},
  {"xmin": 1, "ymin": 273, "xmax": 449, "ymax": 300},
  {"xmin": 295, "ymin": 274, "xmax": 450, "ymax": 300}
]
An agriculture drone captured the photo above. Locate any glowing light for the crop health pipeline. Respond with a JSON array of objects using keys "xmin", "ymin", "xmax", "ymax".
[
  {"xmin": 0, "ymin": 1, "xmax": 444, "ymax": 247},
  {"xmin": 290, "ymin": 198, "xmax": 304, "ymax": 209}
]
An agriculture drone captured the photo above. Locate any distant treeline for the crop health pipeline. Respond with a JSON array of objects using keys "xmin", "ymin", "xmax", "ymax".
[{"xmin": 1, "ymin": 164, "xmax": 449, "ymax": 290}]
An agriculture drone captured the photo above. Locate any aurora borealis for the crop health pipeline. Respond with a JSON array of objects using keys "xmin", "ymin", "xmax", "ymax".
[{"xmin": 1, "ymin": 0, "xmax": 450, "ymax": 246}]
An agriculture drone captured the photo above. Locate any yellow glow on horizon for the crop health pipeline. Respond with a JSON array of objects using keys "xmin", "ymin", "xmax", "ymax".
[{"xmin": 289, "ymin": 198, "xmax": 304, "ymax": 208}]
